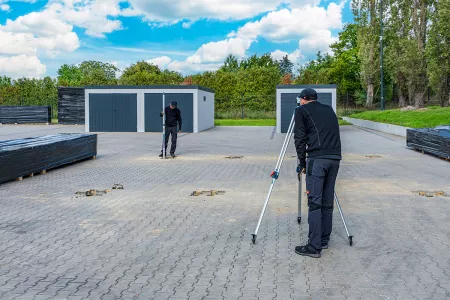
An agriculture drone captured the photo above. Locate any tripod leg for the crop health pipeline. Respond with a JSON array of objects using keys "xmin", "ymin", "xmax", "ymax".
[
  {"xmin": 297, "ymin": 172, "xmax": 302, "ymax": 224},
  {"xmin": 334, "ymin": 192, "xmax": 353, "ymax": 246},
  {"xmin": 252, "ymin": 110, "xmax": 296, "ymax": 244}
]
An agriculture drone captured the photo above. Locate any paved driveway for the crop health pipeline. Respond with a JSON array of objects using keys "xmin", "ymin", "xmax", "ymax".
[{"xmin": 0, "ymin": 125, "xmax": 449, "ymax": 300}]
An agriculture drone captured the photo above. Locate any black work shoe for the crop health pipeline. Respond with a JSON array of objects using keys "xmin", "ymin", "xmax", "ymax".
[
  {"xmin": 295, "ymin": 244, "xmax": 321, "ymax": 258},
  {"xmin": 321, "ymin": 243, "xmax": 329, "ymax": 249},
  {"xmin": 159, "ymin": 153, "xmax": 163, "ymax": 157}
]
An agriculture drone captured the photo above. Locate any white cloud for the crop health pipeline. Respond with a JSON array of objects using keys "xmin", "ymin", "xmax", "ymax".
[
  {"xmin": 146, "ymin": 56, "xmax": 172, "ymax": 69},
  {"xmin": 271, "ymin": 49, "xmax": 304, "ymax": 63},
  {"xmin": 126, "ymin": 0, "xmax": 310, "ymax": 25},
  {"xmin": 0, "ymin": 55, "xmax": 46, "ymax": 78},
  {"xmin": 161, "ymin": 2, "xmax": 343, "ymax": 74},
  {"xmin": 1, "ymin": 4, "xmax": 10, "ymax": 11}
]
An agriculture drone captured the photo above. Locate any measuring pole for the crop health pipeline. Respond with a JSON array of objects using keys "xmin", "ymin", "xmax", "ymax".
[{"xmin": 162, "ymin": 92, "xmax": 166, "ymax": 159}]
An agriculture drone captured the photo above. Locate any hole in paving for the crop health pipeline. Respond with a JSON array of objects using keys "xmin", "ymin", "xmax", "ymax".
[
  {"xmin": 225, "ymin": 156, "xmax": 243, "ymax": 159},
  {"xmin": 191, "ymin": 190, "xmax": 226, "ymax": 196},
  {"xmin": 411, "ymin": 190, "xmax": 449, "ymax": 197}
]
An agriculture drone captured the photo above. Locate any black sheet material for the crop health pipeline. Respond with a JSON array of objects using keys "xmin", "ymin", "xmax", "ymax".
[
  {"xmin": 407, "ymin": 126, "xmax": 450, "ymax": 159},
  {"xmin": 58, "ymin": 87, "xmax": 85, "ymax": 124},
  {"xmin": 0, "ymin": 106, "xmax": 51, "ymax": 124},
  {"xmin": 0, "ymin": 133, "xmax": 97, "ymax": 184}
]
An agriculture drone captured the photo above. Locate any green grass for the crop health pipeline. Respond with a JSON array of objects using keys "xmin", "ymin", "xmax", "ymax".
[
  {"xmin": 338, "ymin": 119, "xmax": 352, "ymax": 126},
  {"xmin": 215, "ymin": 109, "xmax": 275, "ymax": 119},
  {"xmin": 349, "ymin": 106, "xmax": 450, "ymax": 128},
  {"xmin": 215, "ymin": 119, "xmax": 276, "ymax": 126}
]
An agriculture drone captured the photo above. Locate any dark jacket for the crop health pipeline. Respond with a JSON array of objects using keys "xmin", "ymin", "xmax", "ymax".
[
  {"xmin": 160, "ymin": 106, "xmax": 182, "ymax": 130},
  {"xmin": 294, "ymin": 101, "xmax": 342, "ymax": 168}
]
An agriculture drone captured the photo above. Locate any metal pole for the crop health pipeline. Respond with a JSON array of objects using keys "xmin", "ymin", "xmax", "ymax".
[
  {"xmin": 334, "ymin": 192, "xmax": 353, "ymax": 246},
  {"xmin": 297, "ymin": 171, "xmax": 302, "ymax": 224},
  {"xmin": 162, "ymin": 93, "xmax": 166, "ymax": 160},
  {"xmin": 380, "ymin": 0, "xmax": 385, "ymax": 111}
]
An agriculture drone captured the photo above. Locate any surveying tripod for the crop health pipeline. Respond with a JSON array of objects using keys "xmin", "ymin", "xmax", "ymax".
[{"xmin": 251, "ymin": 103, "xmax": 353, "ymax": 246}]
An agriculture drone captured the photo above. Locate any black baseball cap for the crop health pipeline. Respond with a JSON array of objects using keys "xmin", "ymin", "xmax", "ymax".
[
  {"xmin": 170, "ymin": 101, "xmax": 177, "ymax": 107},
  {"xmin": 298, "ymin": 88, "xmax": 318, "ymax": 100}
]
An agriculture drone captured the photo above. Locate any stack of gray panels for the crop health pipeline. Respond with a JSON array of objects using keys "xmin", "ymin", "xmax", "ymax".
[
  {"xmin": 407, "ymin": 126, "xmax": 450, "ymax": 159},
  {"xmin": 0, "ymin": 106, "xmax": 51, "ymax": 124},
  {"xmin": 0, "ymin": 133, "xmax": 97, "ymax": 184},
  {"xmin": 58, "ymin": 87, "xmax": 85, "ymax": 124}
]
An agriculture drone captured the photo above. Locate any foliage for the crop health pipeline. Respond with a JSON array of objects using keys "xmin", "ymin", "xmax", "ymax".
[
  {"xmin": 426, "ymin": 0, "xmax": 450, "ymax": 106},
  {"xmin": 57, "ymin": 60, "xmax": 119, "ymax": 86},
  {"xmin": 119, "ymin": 61, "xmax": 183, "ymax": 85}
]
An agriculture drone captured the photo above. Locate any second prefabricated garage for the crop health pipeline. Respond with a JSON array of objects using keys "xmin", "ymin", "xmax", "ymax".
[
  {"xmin": 85, "ymin": 85, "xmax": 215, "ymax": 133},
  {"xmin": 276, "ymin": 84, "xmax": 337, "ymax": 133}
]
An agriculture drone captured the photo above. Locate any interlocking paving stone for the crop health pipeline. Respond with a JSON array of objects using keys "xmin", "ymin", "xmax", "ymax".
[{"xmin": 0, "ymin": 124, "xmax": 449, "ymax": 299}]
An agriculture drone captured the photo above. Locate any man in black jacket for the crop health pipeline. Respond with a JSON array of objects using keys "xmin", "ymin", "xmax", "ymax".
[
  {"xmin": 160, "ymin": 101, "xmax": 182, "ymax": 158},
  {"xmin": 293, "ymin": 88, "xmax": 342, "ymax": 258}
]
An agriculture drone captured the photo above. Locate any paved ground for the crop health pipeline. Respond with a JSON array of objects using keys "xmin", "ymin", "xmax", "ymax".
[{"xmin": 0, "ymin": 124, "xmax": 449, "ymax": 300}]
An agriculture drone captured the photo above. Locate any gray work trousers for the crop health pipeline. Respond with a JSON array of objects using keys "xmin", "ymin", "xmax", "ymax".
[{"xmin": 305, "ymin": 158, "xmax": 340, "ymax": 250}]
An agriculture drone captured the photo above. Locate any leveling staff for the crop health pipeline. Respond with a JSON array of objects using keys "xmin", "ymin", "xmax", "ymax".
[{"xmin": 294, "ymin": 88, "xmax": 342, "ymax": 258}]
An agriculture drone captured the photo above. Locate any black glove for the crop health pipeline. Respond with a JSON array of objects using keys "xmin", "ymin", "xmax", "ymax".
[{"xmin": 296, "ymin": 164, "xmax": 305, "ymax": 181}]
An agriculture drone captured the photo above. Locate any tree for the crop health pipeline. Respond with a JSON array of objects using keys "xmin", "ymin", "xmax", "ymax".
[
  {"xmin": 329, "ymin": 23, "xmax": 362, "ymax": 94},
  {"xmin": 119, "ymin": 61, "xmax": 183, "ymax": 85},
  {"xmin": 353, "ymin": 0, "xmax": 380, "ymax": 107},
  {"xmin": 57, "ymin": 61, "xmax": 119, "ymax": 86},
  {"xmin": 279, "ymin": 55, "xmax": 294, "ymax": 76},
  {"xmin": 427, "ymin": 0, "xmax": 450, "ymax": 106},
  {"xmin": 220, "ymin": 54, "xmax": 240, "ymax": 72}
]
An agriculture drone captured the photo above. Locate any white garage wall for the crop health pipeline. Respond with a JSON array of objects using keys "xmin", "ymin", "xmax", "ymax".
[
  {"xmin": 85, "ymin": 87, "xmax": 215, "ymax": 133},
  {"xmin": 197, "ymin": 89, "xmax": 215, "ymax": 132}
]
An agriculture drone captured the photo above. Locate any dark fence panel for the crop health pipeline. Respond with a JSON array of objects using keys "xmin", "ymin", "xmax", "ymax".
[
  {"xmin": 58, "ymin": 87, "xmax": 85, "ymax": 124},
  {"xmin": 0, "ymin": 133, "xmax": 97, "ymax": 184},
  {"xmin": 0, "ymin": 106, "xmax": 51, "ymax": 124}
]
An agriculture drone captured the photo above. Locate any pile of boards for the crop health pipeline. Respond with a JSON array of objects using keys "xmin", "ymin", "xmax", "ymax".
[
  {"xmin": 0, "ymin": 106, "xmax": 51, "ymax": 124},
  {"xmin": 0, "ymin": 133, "xmax": 97, "ymax": 184},
  {"xmin": 407, "ymin": 126, "xmax": 450, "ymax": 159}
]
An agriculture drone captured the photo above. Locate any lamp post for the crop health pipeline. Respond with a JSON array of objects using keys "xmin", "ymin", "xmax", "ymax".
[{"xmin": 380, "ymin": 0, "xmax": 385, "ymax": 110}]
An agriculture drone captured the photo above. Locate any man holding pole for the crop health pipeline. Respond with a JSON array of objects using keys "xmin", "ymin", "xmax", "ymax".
[
  {"xmin": 293, "ymin": 88, "xmax": 342, "ymax": 258},
  {"xmin": 159, "ymin": 101, "xmax": 182, "ymax": 158}
]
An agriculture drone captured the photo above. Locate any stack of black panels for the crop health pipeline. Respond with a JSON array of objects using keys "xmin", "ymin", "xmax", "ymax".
[
  {"xmin": 0, "ymin": 133, "xmax": 97, "ymax": 184},
  {"xmin": 0, "ymin": 106, "xmax": 51, "ymax": 124},
  {"xmin": 407, "ymin": 127, "xmax": 450, "ymax": 159},
  {"xmin": 58, "ymin": 87, "xmax": 85, "ymax": 124}
]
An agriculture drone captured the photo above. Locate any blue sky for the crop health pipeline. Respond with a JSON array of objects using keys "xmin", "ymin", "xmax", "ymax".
[{"xmin": 0, "ymin": 0, "xmax": 354, "ymax": 78}]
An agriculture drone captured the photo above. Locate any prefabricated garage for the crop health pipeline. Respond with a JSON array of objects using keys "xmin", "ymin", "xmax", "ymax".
[
  {"xmin": 276, "ymin": 84, "xmax": 337, "ymax": 133},
  {"xmin": 84, "ymin": 86, "xmax": 215, "ymax": 133}
]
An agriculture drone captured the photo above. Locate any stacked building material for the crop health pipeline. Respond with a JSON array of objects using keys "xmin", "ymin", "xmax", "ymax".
[
  {"xmin": 407, "ymin": 126, "xmax": 450, "ymax": 159},
  {"xmin": 58, "ymin": 87, "xmax": 85, "ymax": 124},
  {"xmin": 0, "ymin": 106, "xmax": 51, "ymax": 124},
  {"xmin": 0, "ymin": 133, "xmax": 97, "ymax": 184}
]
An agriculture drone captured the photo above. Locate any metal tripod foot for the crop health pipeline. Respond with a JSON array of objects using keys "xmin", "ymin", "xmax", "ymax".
[
  {"xmin": 251, "ymin": 234, "xmax": 256, "ymax": 244},
  {"xmin": 297, "ymin": 217, "xmax": 301, "ymax": 224},
  {"xmin": 348, "ymin": 235, "xmax": 353, "ymax": 246}
]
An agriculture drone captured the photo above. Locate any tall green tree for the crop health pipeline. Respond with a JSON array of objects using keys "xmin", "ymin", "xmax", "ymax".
[
  {"xmin": 278, "ymin": 55, "xmax": 294, "ymax": 76},
  {"xmin": 329, "ymin": 23, "xmax": 362, "ymax": 94},
  {"xmin": 427, "ymin": 0, "xmax": 450, "ymax": 107},
  {"xmin": 353, "ymin": 0, "xmax": 380, "ymax": 107},
  {"xmin": 119, "ymin": 61, "xmax": 183, "ymax": 85},
  {"xmin": 57, "ymin": 60, "xmax": 119, "ymax": 86}
]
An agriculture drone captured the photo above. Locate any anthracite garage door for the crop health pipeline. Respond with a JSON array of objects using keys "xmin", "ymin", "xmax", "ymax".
[
  {"xmin": 280, "ymin": 93, "xmax": 332, "ymax": 133},
  {"xmin": 144, "ymin": 93, "xmax": 194, "ymax": 133},
  {"xmin": 89, "ymin": 93, "xmax": 137, "ymax": 132}
]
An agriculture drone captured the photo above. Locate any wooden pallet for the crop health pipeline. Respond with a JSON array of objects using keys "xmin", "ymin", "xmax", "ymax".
[{"xmin": 411, "ymin": 148, "xmax": 450, "ymax": 162}]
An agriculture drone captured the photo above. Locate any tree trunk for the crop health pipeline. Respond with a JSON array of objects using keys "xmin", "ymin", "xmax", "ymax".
[
  {"xmin": 366, "ymin": 82, "xmax": 374, "ymax": 107},
  {"xmin": 414, "ymin": 91, "xmax": 425, "ymax": 108},
  {"xmin": 398, "ymin": 90, "xmax": 407, "ymax": 108}
]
